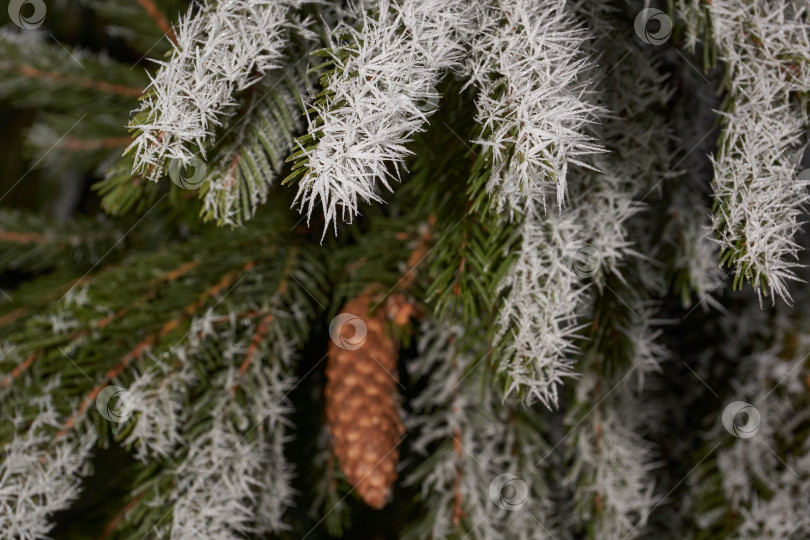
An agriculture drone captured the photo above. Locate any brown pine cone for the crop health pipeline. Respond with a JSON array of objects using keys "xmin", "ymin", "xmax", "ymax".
[{"xmin": 325, "ymin": 292, "xmax": 405, "ymax": 509}]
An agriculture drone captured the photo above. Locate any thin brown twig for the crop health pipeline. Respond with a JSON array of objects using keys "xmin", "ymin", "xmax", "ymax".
[
  {"xmin": 231, "ymin": 313, "xmax": 274, "ymax": 395},
  {"xmin": 96, "ymin": 490, "xmax": 147, "ymax": 540},
  {"xmin": 61, "ymin": 136, "xmax": 132, "ymax": 151},
  {"xmin": 53, "ymin": 260, "xmax": 256, "ymax": 441},
  {"xmin": 0, "ymin": 230, "xmax": 49, "ymax": 243},
  {"xmin": 0, "ymin": 352, "xmax": 38, "ymax": 389},
  {"xmin": 13, "ymin": 64, "xmax": 143, "ymax": 97},
  {"xmin": 135, "ymin": 0, "xmax": 178, "ymax": 45}
]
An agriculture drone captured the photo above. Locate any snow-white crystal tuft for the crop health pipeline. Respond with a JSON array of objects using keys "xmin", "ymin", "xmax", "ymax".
[
  {"xmin": 291, "ymin": 0, "xmax": 475, "ymax": 236},
  {"xmin": 128, "ymin": 0, "xmax": 298, "ymax": 181}
]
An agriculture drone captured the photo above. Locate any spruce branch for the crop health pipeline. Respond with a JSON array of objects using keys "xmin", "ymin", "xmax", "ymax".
[
  {"xmin": 93, "ymin": 153, "xmax": 169, "ymax": 217},
  {"xmin": 404, "ymin": 320, "xmax": 556, "ymax": 539},
  {"xmin": 82, "ymin": 0, "xmax": 182, "ymax": 55},
  {"xmin": 127, "ymin": 0, "xmax": 302, "ymax": 183},
  {"xmin": 0, "ymin": 210, "xmax": 125, "ymax": 274},
  {"xmin": 679, "ymin": 0, "xmax": 810, "ymax": 304},
  {"xmin": 565, "ymin": 293, "xmax": 665, "ymax": 538},
  {"xmin": 683, "ymin": 334, "xmax": 810, "ymax": 537},
  {"xmin": 283, "ymin": 0, "xmax": 475, "ymax": 236},
  {"xmin": 424, "ymin": 147, "xmax": 522, "ymax": 326},
  {"xmin": 0, "ymin": 30, "xmax": 147, "ymax": 108},
  {"xmin": 0, "ymin": 385, "xmax": 96, "ymax": 540},
  {"xmin": 0, "ymin": 205, "xmax": 327, "ymax": 537},
  {"xmin": 200, "ymin": 67, "xmax": 310, "ymax": 226},
  {"xmin": 492, "ymin": 203, "xmax": 590, "ymax": 409},
  {"xmin": 473, "ymin": 0, "xmax": 613, "ymax": 409},
  {"xmin": 464, "ymin": 0, "xmax": 604, "ymax": 213},
  {"xmin": 565, "ymin": 1, "xmax": 673, "ymax": 292}
]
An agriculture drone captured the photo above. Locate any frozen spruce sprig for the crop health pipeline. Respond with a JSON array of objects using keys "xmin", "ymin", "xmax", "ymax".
[
  {"xmin": 493, "ymin": 192, "xmax": 591, "ymax": 409},
  {"xmin": 200, "ymin": 68, "xmax": 309, "ymax": 227},
  {"xmin": 465, "ymin": 0, "xmax": 603, "ymax": 213},
  {"xmin": 127, "ymin": 0, "xmax": 299, "ymax": 182},
  {"xmin": 121, "ymin": 355, "xmax": 196, "ymax": 461},
  {"xmin": 169, "ymin": 368, "xmax": 297, "ymax": 537},
  {"xmin": 170, "ymin": 426, "xmax": 269, "ymax": 538},
  {"xmin": 116, "ymin": 311, "xmax": 299, "ymax": 535},
  {"xmin": 404, "ymin": 320, "xmax": 557, "ymax": 539},
  {"xmin": 285, "ymin": 0, "xmax": 474, "ymax": 236},
  {"xmin": 679, "ymin": 0, "xmax": 810, "ymax": 305},
  {"xmin": 0, "ymin": 379, "xmax": 96, "ymax": 540},
  {"xmin": 568, "ymin": 388, "xmax": 661, "ymax": 538},
  {"xmin": 711, "ymin": 101, "xmax": 808, "ymax": 305},
  {"xmin": 567, "ymin": 0, "xmax": 717, "ymax": 299},
  {"xmin": 685, "ymin": 340, "xmax": 810, "ymax": 536},
  {"xmin": 566, "ymin": 303, "xmax": 665, "ymax": 538}
]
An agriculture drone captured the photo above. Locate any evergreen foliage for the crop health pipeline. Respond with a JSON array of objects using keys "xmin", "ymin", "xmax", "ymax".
[{"xmin": 1, "ymin": 0, "xmax": 810, "ymax": 538}]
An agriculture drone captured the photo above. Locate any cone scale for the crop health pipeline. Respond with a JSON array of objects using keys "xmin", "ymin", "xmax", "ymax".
[{"xmin": 325, "ymin": 293, "xmax": 405, "ymax": 509}]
